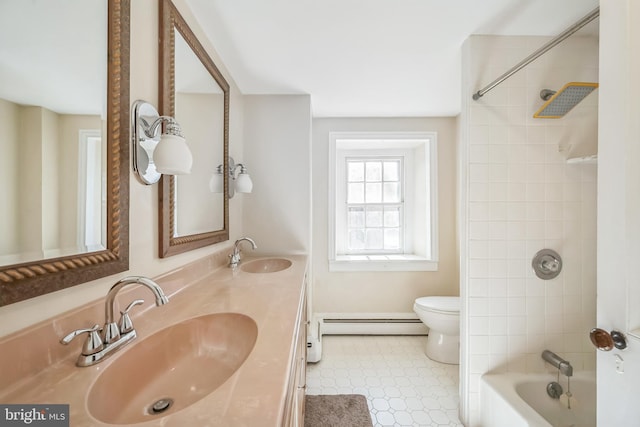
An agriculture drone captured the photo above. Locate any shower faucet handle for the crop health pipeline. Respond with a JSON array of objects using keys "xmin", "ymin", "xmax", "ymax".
[{"xmin": 532, "ymin": 249, "xmax": 562, "ymax": 280}]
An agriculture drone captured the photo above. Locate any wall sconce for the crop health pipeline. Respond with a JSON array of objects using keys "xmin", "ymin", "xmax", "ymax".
[
  {"xmin": 209, "ymin": 157, "xmax": 253, "ymax": 198},
  {"xmin": 131, "ymin": 100, "xmax": 193, "ymax": 185}
]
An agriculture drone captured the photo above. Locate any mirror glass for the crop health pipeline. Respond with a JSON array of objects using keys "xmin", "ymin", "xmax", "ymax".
[
  {"xmin": 173, "ymin": 30, "xmax": 225, "ymax": 236},
  {"xmin": 159, "ymin": 0, "xmax": 229, "ymax": 257},
  {"xmin": 0, "ymin": 0, "xmax": 107, "ymax": 266},
  {"xmin": 0, "ymin": 0, "xmax": 129, "ymax": 305}
]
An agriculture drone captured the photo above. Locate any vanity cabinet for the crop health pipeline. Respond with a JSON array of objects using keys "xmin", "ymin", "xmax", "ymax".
[{"xmin": 282, "ymin": 275, "xmax": 307, "ymax": 426}]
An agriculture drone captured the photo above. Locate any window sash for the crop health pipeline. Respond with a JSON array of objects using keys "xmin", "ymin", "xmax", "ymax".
[
  {"xmin": 346, "ymin": 204, "xmax": 403, "ymax": 253},
  {"xmin": 344, "ymin": 157, "xmax": 404, "ymax": 254}
]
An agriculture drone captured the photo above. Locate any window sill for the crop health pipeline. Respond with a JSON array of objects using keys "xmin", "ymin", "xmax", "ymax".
[{"xmin": 329, "ymin": 255, "xmax": 438, "ymax": 272}]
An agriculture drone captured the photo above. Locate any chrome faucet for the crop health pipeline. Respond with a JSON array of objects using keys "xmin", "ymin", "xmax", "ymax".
[
  {"xmin": 60, "ymin": 276, "xmax": 169, "ymax": 367},
  {"xmin": 542, "ymin": 350, "xmax": 573, "ymax": 377},
  {"xmin": 229, "ymin": 237, "xmax": 257, "ymax": 268}
]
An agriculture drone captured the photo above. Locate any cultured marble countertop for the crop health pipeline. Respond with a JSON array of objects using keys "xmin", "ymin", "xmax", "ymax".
[{"xmin": 0, "ymin": 253, "xmax": 308, "ymax": 427}]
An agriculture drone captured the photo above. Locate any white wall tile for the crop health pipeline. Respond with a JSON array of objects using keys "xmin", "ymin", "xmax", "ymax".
[
  {"xmin": 468, "ymin": 279, "xmax": 489, "ymax": 297},
  {"xmin": 469, "ymin": 317, "xmax": 491, "ymax": 335},
  {"xmin": 461, "ymin": 34, "xmax": 597, "ymax": 426},
  {"xmin": 488, "ymin": 279, "xmax": 508, "ymax": 297},
  {"xmin": 489, "ymin": 126, "xmax": 509, "ymax": 144},
  {"xmin": 507, "ymin": 221, "xmax": 527, "ymax": 240},
  {"xmin": 527, "ymin": 183, "xmax": 546, "ymax": 201},
  {"xmin": 525, "ymin": 221, "xmax": 545, "ymax": 239},
  {"xmin": 507, "ymin": 278, "xmax": 527, "ymax": 296},
  {"xmin": 507, "ymin": 297, "xmax": 527, "ymax": 316},
  {"xmin": 490, "ymin": 316, "xmax": 508, "ymax": 335}
]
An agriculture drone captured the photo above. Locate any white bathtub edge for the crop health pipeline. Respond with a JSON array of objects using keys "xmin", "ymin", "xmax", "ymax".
[
  {"xmin": 480, "ymin": 373, "xmax": 552, "ymax": 427},
  {"xmin": 479, "ymin": 371, "xmax": 596, "ymax": 427}
]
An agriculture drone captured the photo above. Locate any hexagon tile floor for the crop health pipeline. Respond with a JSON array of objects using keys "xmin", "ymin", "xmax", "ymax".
[{"xmin": 306, "ymin": 335, "xmax": 463, "ymax": 427}]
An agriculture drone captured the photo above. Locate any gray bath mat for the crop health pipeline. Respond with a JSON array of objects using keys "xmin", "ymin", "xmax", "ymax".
[{"xmin": 304, "ymin": 394, "xmax": 373, "ymax": 427}]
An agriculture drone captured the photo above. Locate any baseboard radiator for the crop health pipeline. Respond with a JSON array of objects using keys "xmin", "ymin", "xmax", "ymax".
[
  {"xmin": 317, "ymin": 313, "xmax": 428, "ymax": 336},
  {"xmin": 306, "ymin": 313, "xmax": 427, "ymax": 362}
]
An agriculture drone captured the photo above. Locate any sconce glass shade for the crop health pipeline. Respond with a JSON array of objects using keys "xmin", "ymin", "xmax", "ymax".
[
  {"xmin": 154, "ymin": 134, "xmax": 192, "ymax": 175},
  {"xmin": 131, "ymin": 100, "xmax": 193, "ymax": 185},
  {"xmin": 209, "ymin": 157, "xmax": 253, "ymax": 197},
  {"xmin": 235, "ymin": 173, "xmax": 253, "ymax": 193},
  {"xmin": 209, "ymin": 171, "xmax": 224, "ymax": 193}
]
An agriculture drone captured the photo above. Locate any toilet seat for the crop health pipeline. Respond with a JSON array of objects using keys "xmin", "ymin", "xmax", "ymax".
[{"xmin": 414, "ymin": 296, "xmax": 459, "ymax": 314}]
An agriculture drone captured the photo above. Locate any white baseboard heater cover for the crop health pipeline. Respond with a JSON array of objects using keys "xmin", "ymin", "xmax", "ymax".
[{"xmin": 319, "ymin": 314, "xmax": 428, "ymax": 335}]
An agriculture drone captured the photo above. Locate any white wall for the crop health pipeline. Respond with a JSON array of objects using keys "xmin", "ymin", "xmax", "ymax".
[
  {"xmin": 0, "ymin": 0, "xmax": 245, "ymax": 337},
  {"xmin": 312, "ymin": 117, "xmax": 459, "ymax": 316},
  {"xmin": 597, "ymin": 2, "xmax": 640, "ymax": 423},
  {"xmin": 459, "ymin": 35, "xmax": 598, "ymax": 425},
  {"xmin": 242, "ymin": 95, "xmax": 312, "ymax": 255}
]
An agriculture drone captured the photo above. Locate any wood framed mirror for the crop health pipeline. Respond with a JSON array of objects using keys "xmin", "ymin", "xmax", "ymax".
[
  {"xmin": 0, "ymin": 0, "xmax": 130, "ymax": 306},
  {"xmin": 159, "ymin": 0, "xmax": 230, "ymax": 257}
]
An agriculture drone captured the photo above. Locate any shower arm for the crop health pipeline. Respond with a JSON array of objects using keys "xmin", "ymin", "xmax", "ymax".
[{"xmin": 472, "ymin": 7, "xmax": 599, "ymax": 101}]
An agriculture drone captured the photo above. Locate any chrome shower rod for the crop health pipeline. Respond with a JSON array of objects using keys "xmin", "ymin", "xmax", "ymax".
[{"xmin": 472, "ymin": 7, "xmax": 599, "ymax": 101}]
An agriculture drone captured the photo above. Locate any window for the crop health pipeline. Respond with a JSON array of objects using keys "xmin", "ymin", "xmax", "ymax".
[
  {"xmin": 345, "ymin": 157, "xmax": 403, "ymax": 253},
  {"xmin": 329, "ymin": 132, "xmax": 438, "ymax": 272}
]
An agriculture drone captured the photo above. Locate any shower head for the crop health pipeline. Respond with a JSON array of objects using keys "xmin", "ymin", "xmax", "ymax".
[{"xmin": 533, "ymin": 82, "xmax": 598, "ymax": 119}]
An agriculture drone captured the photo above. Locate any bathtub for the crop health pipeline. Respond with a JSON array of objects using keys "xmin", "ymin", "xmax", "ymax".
[{"xmin": 479, "ymin": 371, "xmax": 595, "ymax": 427}]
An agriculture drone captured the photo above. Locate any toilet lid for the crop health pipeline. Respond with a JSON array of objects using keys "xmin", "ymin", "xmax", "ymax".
[{"xmin": 415, "ymin": 296, "xmax": 459, "ymax": 313}]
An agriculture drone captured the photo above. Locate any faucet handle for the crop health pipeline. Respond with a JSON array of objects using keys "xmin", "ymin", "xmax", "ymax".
[
  {"xmin": 119, "ymin": 299, "xmax": 145, "ymax": 334},
  {"xmin": 60, "ymin": 324, "xmax": 104, "ymax": 356}
]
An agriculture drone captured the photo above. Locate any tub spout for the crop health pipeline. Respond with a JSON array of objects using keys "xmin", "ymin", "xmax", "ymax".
[{"xmin": 542, "ymin": 350, "xmax": 573, "ymax": 377}]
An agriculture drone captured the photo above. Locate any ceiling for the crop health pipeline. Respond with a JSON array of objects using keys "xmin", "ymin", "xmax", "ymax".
[
  {"xmin": 0, "ymin": 0, "xmax": 105, "ymax": 115},
  {"xmin": 185, "ymin": 0, "xmax": 599, "ymax": 117}
]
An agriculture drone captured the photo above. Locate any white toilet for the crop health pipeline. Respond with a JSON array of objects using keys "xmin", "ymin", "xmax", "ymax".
[{"xmin": 413, "ymin": 296, "xmax": 460, "ymax": 365}]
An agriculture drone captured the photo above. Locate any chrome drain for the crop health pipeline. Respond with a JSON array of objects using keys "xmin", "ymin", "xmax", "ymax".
[{"xmin": 149, "ymin": 398, "xmax": 173, "ymax": 414}]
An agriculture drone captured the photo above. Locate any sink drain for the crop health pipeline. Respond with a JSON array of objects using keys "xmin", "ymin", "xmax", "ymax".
[{"xmin": 149, "ymin": 398, "xmax": 173, "ymax": 415}]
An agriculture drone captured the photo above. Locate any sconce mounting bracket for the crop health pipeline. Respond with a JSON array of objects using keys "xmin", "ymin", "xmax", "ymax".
[{"xmin": 132, "ymin": 100, "xmax": 162, "ymax": 185}]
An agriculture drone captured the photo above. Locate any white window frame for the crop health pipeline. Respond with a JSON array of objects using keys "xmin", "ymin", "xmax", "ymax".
[{"xmin": 329, "ymin": 132, "xmax": 438, "ymax": 272}]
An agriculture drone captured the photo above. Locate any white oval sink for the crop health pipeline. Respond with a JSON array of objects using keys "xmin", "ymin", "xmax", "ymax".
[
  {"xmin": 240, "ymin": 258, "xmax": 292, "ymax": 273},
  {"xmin": 87, "ymin": 312, "xmax": 257, "ymax": 424}
]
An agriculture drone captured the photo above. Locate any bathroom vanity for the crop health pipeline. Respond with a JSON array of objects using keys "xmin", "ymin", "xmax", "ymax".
[
  {"xmin": 0, "ymin": 248, "xmax": 308, "ymax": 426},
  {"xmin": 282, "ymin": 274, "xmax": 308, "ymax": 426}
]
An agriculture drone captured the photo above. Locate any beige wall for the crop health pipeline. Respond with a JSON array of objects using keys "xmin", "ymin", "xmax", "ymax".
[
  {"xmin": 1, "ymin": 100, "xmax": 105, "ymax": 260},
  {"xmin": 312, "ymin": 117, "xmax": 459, "ymax": 315},
  {"xmin": 18, "ymin": 107, "xmax": 44, "ymax": 257},
  {"xmin": 0, "ymin": 0, "xmax": 245, "ymax": 337},
  {"xmin": 242, "ymin": 95, "xmax": 312, "ymax": 255},
  {"xmin": 0, "ymin": 99, "xmax": 20, "ymax": 255}
]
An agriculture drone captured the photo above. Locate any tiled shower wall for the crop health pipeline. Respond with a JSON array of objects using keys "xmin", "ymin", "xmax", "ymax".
[{"xmin": 460, "ymin": 35, "xmax": 598, "ymax": 425}]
